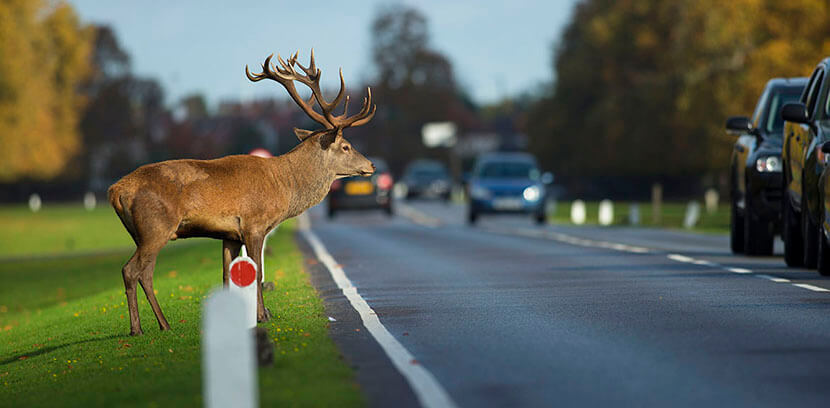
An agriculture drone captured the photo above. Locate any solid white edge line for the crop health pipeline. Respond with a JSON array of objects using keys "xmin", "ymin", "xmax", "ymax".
[{"xmin": 297, "ymin": 214, "xmax": 458, "ymax": 408}]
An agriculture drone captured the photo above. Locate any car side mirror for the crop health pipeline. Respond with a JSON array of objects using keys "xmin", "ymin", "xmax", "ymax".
[
  {"xmin": 725, "ymin": 116, "xmax": 752, "ymax": 133},
  {"xmin": 541, "ymin": 172, "xmax": 554, "ymax": 184},
  {"xmin": 781, "ymin": 102, "xmax": 809, "ymax": 124}
]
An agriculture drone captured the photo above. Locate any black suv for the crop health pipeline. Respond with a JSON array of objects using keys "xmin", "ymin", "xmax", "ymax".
[
  {"xmin": 727, "ymin": 77, "xmax": 807, "ymax": 255},
  {"xmin": 782, "ymin": 58, "xmax": 830, "ymax": 268}
]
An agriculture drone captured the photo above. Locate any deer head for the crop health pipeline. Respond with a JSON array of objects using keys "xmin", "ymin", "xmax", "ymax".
[{"xmin": 246, "ymin": 50, "xmax": 376, "ymax": 178}]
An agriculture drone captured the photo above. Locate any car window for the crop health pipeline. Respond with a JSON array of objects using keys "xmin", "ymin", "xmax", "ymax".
[
  {"xmin": 766, "ymin": 90, "xmax": 803, "ymax": 134},
  {"xmin": 806, "ymin": 70, "xmax": 824, "ymax": 117},
  {"xmin": 803, "ymin": 69, "xmax": 820, "ymax": 104},
  {"xmin": 750, "ymin": 87, "xmax": 769, "ymax": 127},
  {"xmin": 477, "ymin": 161, "xmax": 539, "ymax": 179}
]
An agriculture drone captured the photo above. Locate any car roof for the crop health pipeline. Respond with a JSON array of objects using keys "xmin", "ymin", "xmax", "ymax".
[
  {"xmin": 766, "ymin": 77, "xmax": 808, "ymax": 91},
  {"xmin": 476, "ymin": 152, "xmax": 538, "ymax": 164},
  {"xmin": 406, "ymin": 159, "xmax": 447, "ymax": 170}
]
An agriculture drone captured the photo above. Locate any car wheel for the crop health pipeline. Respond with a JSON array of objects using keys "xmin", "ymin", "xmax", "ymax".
[
  {"xmin": 730, "ymin": 196, "xmax": 745, "ymax": 254},
  {"xmin": 327, "ymin": 206, "xmax": 336, "ymax": 219},
  {"xmin": 818, "ymin": 222, "xmax": 830, "ymax": 276},
  {"xmin": 743, "ymin": 195, "xmax": 773, "ymax": 256},
  {"xmin": 534, "ymin": 210, "xmax": 546, "ymax": 226},
  {"xmin": 468, "ymin": 208, "xmax": 478, "ymax": 225},
  {"xmin": 783, "ymin": 189, "xmax": 804, "ymax": 267},
  {"xmin": 802, "ymin": 197, "xmax": 819, "ymax": 268}
]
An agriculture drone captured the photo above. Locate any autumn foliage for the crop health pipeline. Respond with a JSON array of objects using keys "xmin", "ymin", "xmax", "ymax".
[{"xmin": 0, "ymin": 0, "xmax": 92, "ymax": 182}]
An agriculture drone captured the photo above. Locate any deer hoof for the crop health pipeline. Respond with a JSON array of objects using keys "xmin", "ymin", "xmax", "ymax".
[
  {"xmin": 258, "ymin": 308, "xmax": 272, "ymax": 323},
  {"xmin": 130, "ymin": 328, "xmax": 144, "ymax": 336}
]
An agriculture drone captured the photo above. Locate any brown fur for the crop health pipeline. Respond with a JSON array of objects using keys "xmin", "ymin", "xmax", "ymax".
[{"xmin": 109, "ymin": 130, "xmax": 373, "ymax": 335}]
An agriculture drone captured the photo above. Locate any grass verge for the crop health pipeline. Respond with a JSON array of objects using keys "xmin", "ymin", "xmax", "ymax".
[
  {"xmin": 547, "ymin": 201, "xmax": 730, "ymax": 234},
  {"xmin": 0, "ymin": 205, "xmax": 363, "ymax": 407}
]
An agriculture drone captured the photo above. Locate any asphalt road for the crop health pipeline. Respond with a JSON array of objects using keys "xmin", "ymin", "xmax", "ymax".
[{"xmin": 300, "ymin": 199, "xmax": 830, "ymax": 408}]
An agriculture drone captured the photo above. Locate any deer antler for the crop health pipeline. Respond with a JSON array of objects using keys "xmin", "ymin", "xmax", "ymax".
[{"xmin": 246, "ymin": 49, "xmax": 376, "ymax": 130}]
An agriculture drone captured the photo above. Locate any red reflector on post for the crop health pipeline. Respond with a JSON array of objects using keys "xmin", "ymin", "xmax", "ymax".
[
  {"xmin": 377, "ymin": 173, "xmax": 393, "ymax": 190},
  {"xmin": 230, "ymin": 259, "xmax": 256, "ymax": 287}
]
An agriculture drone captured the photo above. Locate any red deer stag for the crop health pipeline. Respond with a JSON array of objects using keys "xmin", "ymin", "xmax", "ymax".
[{"xmin": 108, "ymin": 50, "xmax": 376, "ymax": 335}]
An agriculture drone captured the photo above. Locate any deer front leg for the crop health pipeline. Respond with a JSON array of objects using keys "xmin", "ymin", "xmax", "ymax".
[
  {"xmin": 222, "ymin": 240, "xmax": 242, "ymax": 288},
  {"xmin": 122, "ymin": 251, "xmax": 143, "ymax": 336},
  {"xmin": 244, "ymin": 236, "xmax": 271, "ymax": 322}
]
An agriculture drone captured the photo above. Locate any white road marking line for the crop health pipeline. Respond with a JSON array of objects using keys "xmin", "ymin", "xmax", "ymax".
[
  {"xmin": 792, "ymin": 283, "xmax": 830, "ymax": 292},
  {"xmin": 756, "ymin": 274, "xmax": 791, "ymax": 283},
  {"xmin": 298, "ymin": 213, "xmax": 458, "ymax": 408},
  {"xmin": 667, "ymin": 254, "xmax": 695, "ymax": 263},
  {"xmin": 726, "ymin": 267, "xmax": 752, "ymax": 274}
]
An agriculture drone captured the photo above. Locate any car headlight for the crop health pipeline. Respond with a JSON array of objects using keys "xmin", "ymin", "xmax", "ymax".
[
  {"xmin": 755, "ymin": 156, "xmax": 782, "ymax": 173},
  {"xmin": 470, "ymin": 186, "xmax": 491, "ymax": 200},
  {"xmin": 523, "ymin": 185, "xmax": 542, "ymax": 202}
]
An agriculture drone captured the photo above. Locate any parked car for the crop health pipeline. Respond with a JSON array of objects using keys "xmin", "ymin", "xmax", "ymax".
[
  {"xmin": 467, "ymin": 152, "xmax": 547, "ymax": 225},
  {"xmin": 401, "ymin": 159, "xmax": 452, "ymax": 201},
  {"xmin": 727, "ymin": 77, "xmax": 807, "ymax": 255},
  {"xmin": 782, "ymin": 58, "xmax": 830, "ymax": 268},
  {"xmin": 327, "ymin": 157, "xmax": 393, "ymax": 218}
]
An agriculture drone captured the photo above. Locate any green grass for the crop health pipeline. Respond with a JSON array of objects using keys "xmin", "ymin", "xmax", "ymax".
[
  {"xmin": 548, "ymin": 201, "xmax": 730, "ymax": 234},
  {"xmin": 0, "ymin": 205, "xmax": 363, "ymax": 407}
]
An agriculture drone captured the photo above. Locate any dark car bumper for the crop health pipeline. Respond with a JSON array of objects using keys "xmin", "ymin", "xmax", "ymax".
[
  {"xmin": 470, "ymin": 197, "xmax": 543, "ymax": 214},
  {"xmin": 329, "ymin": 191, "xmax": 391, "ymax": 210},
  {"xmin": 747, "ymin": 172, "xmax": 783, "ymax": 221}
]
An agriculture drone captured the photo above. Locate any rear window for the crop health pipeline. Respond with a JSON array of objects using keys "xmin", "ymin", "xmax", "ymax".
[
  {"xmin": 477, "ymin": 161, "xmax": 539, "ymax": 179},
  {"xmin": 766, "ymin": 90, "xmax": 802, "ymax": 134}
]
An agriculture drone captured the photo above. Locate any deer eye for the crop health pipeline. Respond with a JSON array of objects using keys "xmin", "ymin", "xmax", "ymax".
[{"xmin": 343, "ymin": 145, "xmax": 350, "ymax": 152}]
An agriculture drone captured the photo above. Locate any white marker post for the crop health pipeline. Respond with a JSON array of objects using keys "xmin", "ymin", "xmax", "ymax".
[
  {"xmin": 28, "ymin": 194, "xmax": 41, "ymax": 213},
  {"xmin": 571, "ymin": 200, "xmax": 586, "ymax": 225},
  {"xmin": 598, "ymin": 199, "xmax": 614, "ymax": 226},
  {"xmin": 202, "ymin": 290, "xmax": 257, "ymax": 408},
  {"xmin": 684, "ymin": 201, "xmax": 701, "ymax": 229},
  {"xmin": 229, "ymin": 246, "xmax": 258, "ymax": 329},
  {"xmin": 83, "ymin": 192, "xmax": 96, "ymax": 211}
]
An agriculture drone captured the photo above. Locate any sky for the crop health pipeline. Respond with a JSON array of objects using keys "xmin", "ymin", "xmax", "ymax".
[{"xmin": 67, "ymin": 0, "xmax": 578, "ymax": 108}]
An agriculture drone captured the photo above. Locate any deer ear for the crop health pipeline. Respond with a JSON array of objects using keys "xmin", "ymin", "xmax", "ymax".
[
  {"xmin": 294, "ymin": 128, "xmax": 315, "ymax": 141},
  {"xmin": 319, "ymin": 131, "xmax": 337, "ymax": 150}
]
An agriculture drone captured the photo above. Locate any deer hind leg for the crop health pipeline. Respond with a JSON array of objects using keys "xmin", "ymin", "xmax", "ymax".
[
  {"xmin": 122, "ymin": 251, "xmax": 143, "ymax": 336},
  {"xmin": 137, "ymin": 243, "xmax": 171, "ymax": 331},
  {"xmin": 243, "ymin": 236, "xmax": 271, "ymax": 322},
  {"xmin": 222, "ymin": 239, "xmax": 242, "ymax": 288}
]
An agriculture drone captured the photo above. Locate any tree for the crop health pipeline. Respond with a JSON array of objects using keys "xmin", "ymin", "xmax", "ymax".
[{"xmin": 0, "ymin": 0, "xmax": 92, "ymax": 182}]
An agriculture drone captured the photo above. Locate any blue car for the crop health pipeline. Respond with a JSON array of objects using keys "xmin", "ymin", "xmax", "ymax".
[{"xmin": 467, "ymin": 152, "xmax": 548, "ymax": 225}]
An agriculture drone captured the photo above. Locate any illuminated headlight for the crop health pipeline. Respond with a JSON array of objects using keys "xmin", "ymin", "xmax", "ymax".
[
  {"xmin": 470, "ymin": 185, "xmax": 491, "ymax": 200},
  {"xmin": 523, "ymin": 185, "xmax": 542, "ymax": 201},
  {"xmin": 755, "ymin": 156, "xmax": 782, "ymax": 173}
]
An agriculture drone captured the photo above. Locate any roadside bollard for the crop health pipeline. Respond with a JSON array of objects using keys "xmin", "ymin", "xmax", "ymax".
[
  {"xmin": 83, "ymin": 192, "xmax": 96, "ymax": 211},
  {"xmin": 229, "ymin": 246, "xmax": 258, "ymax": 329},
  {"xmin": 684, "ymin": 201, "xmax": 701, "ymax": 229},
  {"xmin": 571, "ymin": 200, "xmax": 586, "ymax": 225},
  {"xmin": 202, "ymin": 290, "xmax": 257, "ymax": 408},
  {"xmin": 598, "ymin": 199, "xmax": 614, "ymax": 226},
  {"xmin": 629, "ymin": 204, "xmax": 641, "ymax": 225},
  {"xmin": 28, "ymin": 194, "xmax": 41, "ymax": 213},
  {"xmin": 704, "ymin": 188, "xmax": 719, "ymax": 214}
]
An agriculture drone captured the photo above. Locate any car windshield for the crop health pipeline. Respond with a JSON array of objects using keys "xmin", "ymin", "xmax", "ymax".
[
  {"xmin": 478, "ymin": 161, "xmax": 538, "ymax": 179},
  {"xmin": 766, "ymin": 90, "xmax": 803, "ymax": 134},
  {"xmin": 411, "ymin": 167, "xmax": 447, "ymax": 179}
]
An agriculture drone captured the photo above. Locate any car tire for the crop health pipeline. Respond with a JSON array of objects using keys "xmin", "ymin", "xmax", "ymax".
[
  {"xmin": 817, "ymin": 222, "xmax": 830, "ymax": 276},
  {"xmin": 327, "ymin": 206, "xmax": 336, "ymax": 219},
  {"xmin": 730, "ymin": 196, "xmax": 745, "ymax": 254},
  {"xmin": 783, "ymin": 189, "xmax": 804, "ymax": 267},
  {"xmin": 802, "ymin": 197, "xmax": 819, "ymax": 268},
  {"xmin": 468, "ymin": 208, "xmax": 478, "ymax": 225},
  {"xmin": 534, "ymin": 211, "xmax": 546, "ymax": 226},
  {"xmin": 743, "ymin": 195, "xmax": 773, "ymax": 256}
]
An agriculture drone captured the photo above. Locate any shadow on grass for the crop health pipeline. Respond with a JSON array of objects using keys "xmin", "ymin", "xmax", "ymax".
[{"xmin": 0, "ymin": 334, "xmax": 123, "ymax": 366}]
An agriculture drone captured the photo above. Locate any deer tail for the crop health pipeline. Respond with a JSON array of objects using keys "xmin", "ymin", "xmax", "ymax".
[{"xmin": 108, "ymin": 184, "xmax": 138, "ymax": 242}]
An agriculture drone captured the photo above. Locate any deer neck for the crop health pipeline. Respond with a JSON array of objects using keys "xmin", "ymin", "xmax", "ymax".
[{"xmin": 277, "ymin": 141, "xmax": 335, "ymax": 218}]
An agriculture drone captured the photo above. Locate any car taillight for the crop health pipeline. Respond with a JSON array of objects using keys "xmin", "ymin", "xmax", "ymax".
[
  {"xmin": 330, "ymin": 179, "xmax": 342, "ymax": 191},
  {"xmin": 377, "ymin": 173, "xmax": 393, "ymax": 190}
]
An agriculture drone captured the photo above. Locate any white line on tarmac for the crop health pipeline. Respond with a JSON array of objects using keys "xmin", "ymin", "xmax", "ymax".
[
  {"xmin": 394, "ymin": 202, "xmax": 442, "ymax": 228},
  {"xmin": 756, "ymin": 274, "xmax": 791, "ymax": 283},
  {"xmin": 792, "ymin": 283, "xmax": 830, "ymax": 292},
  {"xmin": 297, "ymin": 214, "xmax": 458, "ymax": 408}
]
